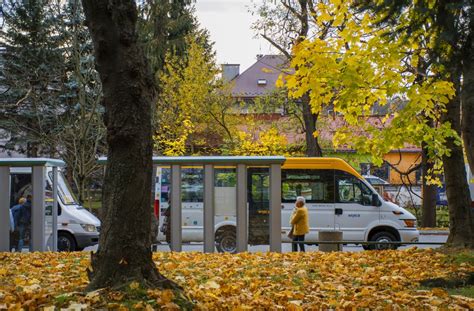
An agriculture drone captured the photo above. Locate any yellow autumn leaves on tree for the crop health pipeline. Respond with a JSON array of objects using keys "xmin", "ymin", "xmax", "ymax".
[
  {"xmin": 0, "ymin": 249, "xmax": 473, "ymax": 309},
  {"xmin": 153, "ymin": 33, "xmax": 295, "ymax": 157},
  {"xmin": 282, "ymin": 0, "xmax": 457, "ymax": 168}
]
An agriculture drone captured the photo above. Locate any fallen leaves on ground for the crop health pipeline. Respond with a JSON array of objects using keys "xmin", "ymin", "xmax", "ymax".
[{"xmin": 0, "ymin": 248, "xmax": 473, "ymax": 309}]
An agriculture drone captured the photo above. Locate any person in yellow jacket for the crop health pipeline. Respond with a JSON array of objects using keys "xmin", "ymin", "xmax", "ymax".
[{"xmin": 290, "ymin": 196, "xmax": 309, "ymax": 252}]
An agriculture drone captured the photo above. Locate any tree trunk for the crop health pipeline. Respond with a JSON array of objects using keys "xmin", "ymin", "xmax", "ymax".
[
  {"xmin": 82, "ymin": 0, "xmax": 179, "ymax": 290},
  {"xmin": 77, "ymin": 174, "xmax": 86, "ymax": 205},
  {"xmin": 27, "ymin": 142, "xmax": 38, "ymax": 157},
  {"xmin": 421, "ymin": 144, "xmax": 437, "ymax": 227},
  {"xmin": 442, "ymin": 81, "xmax": 474, "ymax": 248},
  {"xmin": 462, "ymin": 15, "xmax": 474, "ymax": 174},
  {"xmin": 301, "ymin": 94, "xmax": 323, "ymax": 157},
  {"xmin": 436, "ymin": 0, "xmax": 474, "ymax": 248}
]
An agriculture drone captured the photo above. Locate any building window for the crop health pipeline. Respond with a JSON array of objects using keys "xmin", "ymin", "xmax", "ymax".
[
  {"xmin": 371, "ymin": 163, "xmax": 390, "ymax": 181},
  {"xmin": 360, "ymin": 163, "xmax": 371, "ymax": 175}
]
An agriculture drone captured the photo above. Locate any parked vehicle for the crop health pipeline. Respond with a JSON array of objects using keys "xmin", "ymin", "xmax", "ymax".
[
  {"xmin": 9, "ymin": 167, "xmax": 100, "ymax": 251},
  {"xmin": 362, "ymin": 175, "xmax": 389, "ymax": 186},
  {"xmin": 363, "ymin": 175, "xmax": 423, "ymax": 208},
  {"xmin": 156, "ymin": 158, "xmax": 419, "ymax": 252}
]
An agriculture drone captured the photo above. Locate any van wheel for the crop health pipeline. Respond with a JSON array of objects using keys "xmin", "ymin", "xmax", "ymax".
[
  {"xmin": 58, "ymin": 232, "xmax": 77, "ymax": 252},
  {"xmin": 216, "ymin": 229, "xmax": 236, "ymax": 253},
  {"xmin": 369, "ymin": 232, "xmax": 398, "ymax": 250}
]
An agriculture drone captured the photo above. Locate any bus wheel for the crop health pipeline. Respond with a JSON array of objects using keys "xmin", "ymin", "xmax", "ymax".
[
  {"xmin": 216, "ymin": 229, "xmax": 236, "ymax": 253},
  {"xmin": 58, "ymin": 232, "xmax": 77, "ymax": 252},
  {"xmin": 369, "ymin": 232, "xmax": 398, "ymax": 250}
]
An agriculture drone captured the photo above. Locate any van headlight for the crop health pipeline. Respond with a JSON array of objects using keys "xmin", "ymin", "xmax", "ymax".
[
  {"xmin": 80, "ymin": 224, "xmax": 97, "ymax": 232},
  {"xmin": 403, "ymin": 219, "xmax": 416, "ymax": 228}
]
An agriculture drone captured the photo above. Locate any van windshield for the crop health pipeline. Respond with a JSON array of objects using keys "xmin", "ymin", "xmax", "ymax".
[{"xmin": 48, "ymin": 172, "xmax": 79, "ymax": 205}]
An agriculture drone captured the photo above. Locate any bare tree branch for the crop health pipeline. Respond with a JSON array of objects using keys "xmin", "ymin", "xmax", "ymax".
[{"xmin": 261, "ymin": 33, "xmax": 292, "ymax": 59}]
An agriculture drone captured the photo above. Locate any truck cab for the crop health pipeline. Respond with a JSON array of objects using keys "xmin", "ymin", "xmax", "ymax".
[{"xmin": 9, "ymin": 167, "xmax": 100, "ymax": 251}]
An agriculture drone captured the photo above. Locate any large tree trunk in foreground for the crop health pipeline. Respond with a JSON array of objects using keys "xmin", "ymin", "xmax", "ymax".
[
  {"xmin": 421, "ymin": 144, "xmax": 437, "ymax": 228},
  {"xmin": 462, "ymin": 15, "xmax": 474, "ymax": 174},
  {"xmin": 442, "ymin": 83, "xmax": 474, "ymax": 248},
  {"xmin": 82, "ymin": 0, "xmax": 178, "ymax": 290}
]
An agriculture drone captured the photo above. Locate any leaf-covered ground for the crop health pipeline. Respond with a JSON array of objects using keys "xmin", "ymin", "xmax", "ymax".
[{"xmin": 0, "ymin": 248, "xmax": 473, "ymax": 310}]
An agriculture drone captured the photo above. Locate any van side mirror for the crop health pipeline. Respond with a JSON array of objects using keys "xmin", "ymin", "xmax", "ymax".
[{"xmin": 372, "ymin": 193, "xmax": 381, "ymax": 207}]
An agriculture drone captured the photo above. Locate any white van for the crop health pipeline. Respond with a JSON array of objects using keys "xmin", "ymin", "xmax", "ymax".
[
  {"xmin": 9, "ymin": 167, "xmax": 100, "ymax": 251},
  {"xmin": 156, "ymin": 158, "xmax": 419, "ymax": 252}
]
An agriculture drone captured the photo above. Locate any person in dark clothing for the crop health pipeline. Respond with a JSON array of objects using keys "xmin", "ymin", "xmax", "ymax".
[
  {"xmin": 9, "ymin": 203, "xmax": 17, "ymax": 252},
  {"xmin": 164, "ymin": 204, "xmax": 171, "ymax": 246},
  {"xmin": 11, "ymin": 197, "xmax": 26, "ymax": 251},
  {"xmin": 12, "ymin": 195, "xmax": 31, "ymax": 252}
]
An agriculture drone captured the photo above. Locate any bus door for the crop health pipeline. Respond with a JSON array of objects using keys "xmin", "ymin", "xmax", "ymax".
[
  {"xmin": 281, "ymin": 169, "xmax": 335, "ymax": 242},
  {"xmin": 247, "ymin": 168, "xmax": 270, "ymax": 245},
  {"xmin": 335, "ymin": 170, "xmax": 379, "ymax": 241}
]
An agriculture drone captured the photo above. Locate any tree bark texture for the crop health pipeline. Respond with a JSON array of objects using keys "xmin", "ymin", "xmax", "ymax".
[
  {"xmin": 81, "ymin": 0, "xmax": 178, "ymax": 290},
  {"xmin": 442, "ymin": 86, "xmax": 474, "ymax": 248},
  {"xmin": 462, "ymin": 13, "xmax": 474, "ymax": 174},
  {"xmin": 437, "ymin": 0, "xmax": 474, "ymax": 248},
  {"xmin": 421, "ymin": 144, "xmax": 437, "ymax": 227},
  {"xmin": 302, "ymin": 96, "xmax": 323, "ymax": 157},
  {"xmin": 298, "ymin": 0, "xmax": 322, "ymax": 157}
]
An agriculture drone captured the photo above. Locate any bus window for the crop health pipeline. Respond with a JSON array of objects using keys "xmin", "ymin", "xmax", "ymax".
[
  {"xmin": 158, "ymin": 168, "xmax": 205, "ymax": 203},
  {"xmin": 181, "ymin": 168, "xmax": 203, "ymax": 202},
  {"xmin": 282, "ymin": 169, "xmax": 334, "ymax": 203},
  {"xmin": 160, "ymin": 168, "xmax": 170, "ymax": 203},
  {"xmin": 249, "ymin": 169, "xmax": 269, "ymax": 206},
  {"xmin": 336, "ymin": 171, "xmax": 372, "ymax": 206}
]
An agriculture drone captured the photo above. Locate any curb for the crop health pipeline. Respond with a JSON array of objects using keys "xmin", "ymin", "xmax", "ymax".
[{"xmin": 419, "ymin": 230, "xmax": 449, "ymax": 235}]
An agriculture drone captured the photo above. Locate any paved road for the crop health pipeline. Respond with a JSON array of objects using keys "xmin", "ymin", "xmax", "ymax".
[{"xmin": 84, "ymin": 234, "xmax": 447, "ymax": 253}]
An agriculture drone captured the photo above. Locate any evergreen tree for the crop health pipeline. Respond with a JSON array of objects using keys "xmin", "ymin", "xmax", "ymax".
[
  {"xmin": 138, "ymin": 0, "xmax": 196, "ymax": 76},
  {"xmin": 0, "ymin": 0, "xmax": 64, "ymax": 156},
  {"xmin": 54, "ymin": 0, "xmax": 106, "ymax": 203}
]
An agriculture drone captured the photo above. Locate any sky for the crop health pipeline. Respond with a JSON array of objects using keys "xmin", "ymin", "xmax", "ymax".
[{"xmin": 194, "ymin": 0, "xmax": 276, "ymax": 72}]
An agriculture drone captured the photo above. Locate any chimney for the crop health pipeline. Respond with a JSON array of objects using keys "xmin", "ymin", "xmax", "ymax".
[{"xmin": 221, "ymin": 64, "xmax": 240, "ymax": 82}]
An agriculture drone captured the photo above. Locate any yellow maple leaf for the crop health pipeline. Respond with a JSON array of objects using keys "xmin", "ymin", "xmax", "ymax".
[{"xmin": 129, "ymin": 281, "xmax": 140, "ymax": 290}]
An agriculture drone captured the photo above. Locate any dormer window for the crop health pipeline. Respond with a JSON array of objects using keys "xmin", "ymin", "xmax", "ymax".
[{"xmin": 257, "ymin": 79, "xmax": 267, "ymax": 86}]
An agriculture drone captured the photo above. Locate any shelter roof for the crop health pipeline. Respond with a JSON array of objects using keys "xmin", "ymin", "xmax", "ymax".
[{"xmin": 0, "ymin": 158, "xmax": 65, "ymax": 167}]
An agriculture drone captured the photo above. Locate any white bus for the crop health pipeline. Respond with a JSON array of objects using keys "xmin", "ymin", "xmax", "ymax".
[{"xmin": 155, "ymin": 158, "xmax": 419, "ymax": 252}]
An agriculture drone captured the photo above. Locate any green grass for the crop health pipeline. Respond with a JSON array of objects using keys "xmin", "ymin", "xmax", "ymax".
[
  {"xmin": 54, "ymin": 293, "xmax": 74, "ymax": 308},
  {"xmin": 448, "ymin": 250, "xmax": 474, "ymax": 266},
  {"xmin": 448, "ymin": 286, "xmax": 474, "ymax": 298},
  {"xmin": 419, "ymin": 250, "xmax": 474, "ymax": 299},
  {"xmin": 83, "ymin": 200, "xmax": 101, "ymax": 215}
]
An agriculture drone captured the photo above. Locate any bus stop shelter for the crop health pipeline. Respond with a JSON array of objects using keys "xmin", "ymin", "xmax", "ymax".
[
  {"xmin": 99, "ymin": 156, "xmax": 286, "ymax": 253},
  {"xmin": 0, "ymin": 158, "xmax": 64, "ymax": 252}
]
